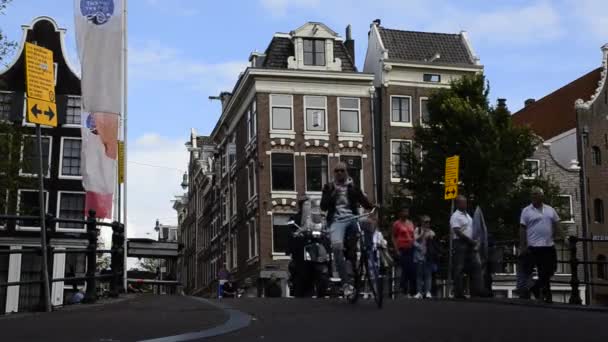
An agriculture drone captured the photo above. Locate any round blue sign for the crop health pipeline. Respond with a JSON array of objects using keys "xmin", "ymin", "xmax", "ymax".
[{"xmin": 80, "ymin": 0, "xmax": 115, "ymax": 25}]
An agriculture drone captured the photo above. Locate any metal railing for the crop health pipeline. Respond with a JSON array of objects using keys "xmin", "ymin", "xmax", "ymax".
[{"xmin": 0, "ymin": 210, "xmax": 125, "ymax": 312}]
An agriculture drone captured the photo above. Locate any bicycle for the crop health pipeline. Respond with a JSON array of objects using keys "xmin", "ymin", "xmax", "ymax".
[{"xmin": 334, "ymin": 207, "xmax": 386, "ymax": 308}]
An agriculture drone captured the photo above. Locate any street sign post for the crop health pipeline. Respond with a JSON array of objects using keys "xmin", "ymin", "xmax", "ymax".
[
  {"xmin": 445, "ymin": 155, "xmax": 460, "ymax": 299},
  {"xmin": 24, "ymin": 42, "xmax": 56, "ymax": 312}
]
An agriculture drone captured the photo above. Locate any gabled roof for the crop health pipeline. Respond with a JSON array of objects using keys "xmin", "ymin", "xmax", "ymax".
[
  {"xmin": 377, "ymin": 27, "xmax": 478, "ymax": 67},
  {"xmin": 261, "ymin": 37, "xmax": 356, "ymax": 72},
  {"xmin": 512, "ymin": 68, "xmax": 602, "ymax": 140}
]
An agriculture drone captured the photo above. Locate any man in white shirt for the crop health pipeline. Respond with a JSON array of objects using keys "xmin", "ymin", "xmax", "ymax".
[
  {"xmin": 519, "ymin": 187, "xmax": 559, "ymax": 303},
  {"xmin": 450, "ymin": 196, "xmax": 483, "ymax": 299}
]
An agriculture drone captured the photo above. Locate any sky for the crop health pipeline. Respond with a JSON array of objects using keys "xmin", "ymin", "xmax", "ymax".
[{"xmin": 1, "ymin": 0, "xmax": 608, "ymax": 242}]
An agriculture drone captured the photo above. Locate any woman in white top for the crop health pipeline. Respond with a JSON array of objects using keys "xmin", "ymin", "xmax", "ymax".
[{"xmin": 413, "ymin": 215, "xmax": 436, "ymax": 299}]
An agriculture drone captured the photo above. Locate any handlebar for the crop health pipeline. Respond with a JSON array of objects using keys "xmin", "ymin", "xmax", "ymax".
[{"xmin": 333, "ymin": 207, "xmax": 377, "ymax": 224}]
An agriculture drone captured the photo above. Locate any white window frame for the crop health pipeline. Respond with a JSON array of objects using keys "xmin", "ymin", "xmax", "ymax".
[
  {"xmin": 420, "ymin": 97, "xmax": 430, "ymax": 127},
  {"xmin": 0, "ymin": 90, "xmax": 14, "ymax": 123},
  {"xmin": 19, "ymin": 135, "xmax": 52, "ymax": 178},
  {"xmin": 523, "ymin": 159, "xmax": 540, "ymax": 179},
  {"xmin": 303, "ymin": 95, "xmax": 329, "ymax": 136},
  {"xmin": 62, "ymin": 95, "xmax": 82, "ymax": 128},
  {"xmin": 304, "ymin": 153, "xmax": 328, "ymax": 194},
  {"xmin": 16, "ymin": 189, "xmax": 49, "ymax": 231},
  {"xmin": 269, "ymin": 94, "xmax": 295, "ymax": 138},
  {"xmin": 390, "ymin": 139, "xmax": 413, "ymax": 183},
  {"xmin": 59, "ymin": 137, "xmax": 82, "ymax": 180},
  {"xmin": 558, "ymin": 194, "xmax": 574, "ymax": 223},
  {"xmin": 247, "ymin": 161, "xmax": 258, "ymax": 199},
  {"xmin": 423, "ymin": 73, "xmax": 441, "ymax": 83},
  {"xmin": 270, "ymin": 212, "xmax": 295, "ymax": 258},
  {"xmin": 270, "ymin": 152, "xmax": 297, "ymax": 197},
  {"xmin": 390, "ymin": 95, "xmax": 413, "ymax": 127},
  {"xmin": 248, "ymin": 218, "xmax": 259, "ymax": 260},
  {"xmin": 56, "ymin": 191, "xmax": 86, "ymax": 232},
  {"xmin": 231, "ymin": 232, "xmax": 238, "ymax": 270},
  {"xmin": 337, "ymin": 97, "xmax": 362, "ymax": 138},
  {"xmin": 231, "ymin": 182, "xmax": 237, "ymax": 218},
  {"xmin": 248, "ymin": 100, "xmax": 257, "ymax": 142}
]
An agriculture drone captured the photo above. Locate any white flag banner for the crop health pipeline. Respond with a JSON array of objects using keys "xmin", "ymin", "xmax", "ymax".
[{"xmin": 74, "ymin": 0, "xmax": 123, "ymax": 219}]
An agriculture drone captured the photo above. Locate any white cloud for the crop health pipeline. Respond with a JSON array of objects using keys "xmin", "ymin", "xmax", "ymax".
[
  {"xmin": 129, "ymin": 40, "xmax": 247, "ymax": 94},
  {"xmin": 124, "ymin": 133, "xmax": 188, "ymax": 241},
  {"xmin": 572, "ymin": 0, "xmax": 608, "ymax": 38},
  {"xmin": 259, "ymin": 0, "xmax": 321, "ymax": 17}
]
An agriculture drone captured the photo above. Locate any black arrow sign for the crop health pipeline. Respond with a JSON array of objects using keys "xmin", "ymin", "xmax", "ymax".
[
  {"xmin": 445, "ymin": 189, "xmax": 456, "ymax": 196},
  {"xmin": 31, "ymin": 104, "xmax": 42, "ymax": 118},
  {"xmin": 31, "ymin": 103, "xmax": 55, "ymax": 121}
]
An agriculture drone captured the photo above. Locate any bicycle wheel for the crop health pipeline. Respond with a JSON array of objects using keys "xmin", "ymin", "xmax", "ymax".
[
  {"xmin": 365, "ymin": 251, "xmax": 383, "ymax": 308},
  {"xmin": 348, "ymin": 252, "xmax": 364, "ymax": 304}
]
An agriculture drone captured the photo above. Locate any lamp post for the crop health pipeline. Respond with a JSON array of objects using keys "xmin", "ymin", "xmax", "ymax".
[{"xmin": 154, "ymin": 219, "xmax": 162, "ymax": 294}]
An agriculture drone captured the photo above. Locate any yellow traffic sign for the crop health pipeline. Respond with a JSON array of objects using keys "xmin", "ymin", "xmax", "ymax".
[
  {"xmin": 118, "ymin": 141, "xmax": 125, "ymax": 184},
  {"xmin": 444, "ymin": 155, "xmax": 460, "ymax": 200},
  {"xmin": 26, "ymin": 98, "xmax": 57, "ymax": 127},
  {"xmin": 25, "ymin": 42, "xmax": 55, "ymax": 103}
]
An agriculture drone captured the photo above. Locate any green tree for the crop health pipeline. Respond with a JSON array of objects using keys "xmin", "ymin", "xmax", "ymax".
[
  {"xmin": 0, "ymin": 0, "xmax": 16, "ymax": 70},
  {"xmin": 393, "ymin": 74, "xmax": 564, "ymax": 241}
]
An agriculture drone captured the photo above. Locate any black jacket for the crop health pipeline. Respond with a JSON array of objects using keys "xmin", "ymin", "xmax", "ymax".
[{"xmin": 320, "ymin": 181, "xmax": 373, "ymax": 225}]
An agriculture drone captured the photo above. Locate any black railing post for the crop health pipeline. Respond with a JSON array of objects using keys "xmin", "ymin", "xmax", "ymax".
[
  {"xmin": 110, "ymin": 221, "xmax": 125, "ymax": 297},
  {"xmin": 568, "ymin": 236, "xmax": 583, "ymax": 305},
  {"xmin": 83, "ymin": 210, "xmax": 98, "ymax": 303}
]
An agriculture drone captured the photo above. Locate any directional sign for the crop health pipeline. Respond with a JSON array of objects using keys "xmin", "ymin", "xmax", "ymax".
[
  {"xmin": 26, "ymin": 98, "xmax": 57, "ymax": 127},
  {"xmin": 444, "ymin": 155, "xmax": 460, "ymax": 200},
  {"xmin": 24, "ymin": 42, "xmax": 57, "ymax": 127}
]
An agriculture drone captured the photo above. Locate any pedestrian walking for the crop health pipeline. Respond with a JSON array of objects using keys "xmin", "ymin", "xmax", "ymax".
[
  {"xmin": 519, "ymin": 187, "xmax": 559, "ymax": 303},
  {"xmin": 450, "ymin": 196, "xmax": 483, "ymax": 299},
  {"xmin": 392, "ymin": 207, "xmax": 416, "ymax": 297},
  {"xmin": 413, "ymin": 215, "xmax": 436, "ymax": 299}
]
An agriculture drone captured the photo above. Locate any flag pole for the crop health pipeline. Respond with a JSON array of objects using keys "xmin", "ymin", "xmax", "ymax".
[{"xmin": 122, "ymin": 0, "xmax": 129, "ymax": 292}]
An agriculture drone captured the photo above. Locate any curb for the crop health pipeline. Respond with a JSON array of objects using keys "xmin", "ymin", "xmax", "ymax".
[{"xmin": 441, "ymin": 297, "xmax": 608, "ymax": 313}]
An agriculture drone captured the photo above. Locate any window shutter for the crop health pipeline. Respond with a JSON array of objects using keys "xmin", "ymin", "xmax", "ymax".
[
  {"xmin": 56, "ymin": 95, "xmax": 67, "ymax": 126},
  {"xmin": 9, "ymin": 92, "xmax": 24, "ymax": 122}
]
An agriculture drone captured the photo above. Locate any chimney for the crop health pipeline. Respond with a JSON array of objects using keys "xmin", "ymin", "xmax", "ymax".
[
  {"xmin": 372, "ymin": 19, "xmax": 381, "ymax": 27},
  {"xmin": 524, "ymin": 98, "xmax": 536, "ymax": 107},
  {"xmin": 345, "ymin": 24, "xmax": 355, "ymax": 66},
  {"xmin": 497, "ymin": 98, "xmax": 507, "ymax": 108}
]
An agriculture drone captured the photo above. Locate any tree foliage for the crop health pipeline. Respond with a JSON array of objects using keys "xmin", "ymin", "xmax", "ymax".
[
  {"xmin": 391, "ymin": 73, "xmax": 565, "ymax": 241},
  {"xmin": 0, "ymin": 0, "xmax": 16, "ymax": 70}
]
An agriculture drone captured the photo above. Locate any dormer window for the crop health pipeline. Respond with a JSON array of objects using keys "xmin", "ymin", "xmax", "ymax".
[{"xmin": 303, "ymin": 39, "xmax": 325, "ymax": 66}]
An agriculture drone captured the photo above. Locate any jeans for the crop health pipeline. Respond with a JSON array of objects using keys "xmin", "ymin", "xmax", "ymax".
[
  {"xmin": 399, "ymin": 248, "xmax": 416, "ymax": 296},
  {"xmin": 453, "ymin": 239, "xmax": 483, "ymax": 298},
  {"xmin": 529, "ymin": 246, "xmax": 557, "ymax": 300},
  {"xmin": 416, "ymin": 260, "xmax": 434, "ymax": 294},
  {"xmin": 329, "ymin": 218, "xmax": 356, "ymax": 285}
]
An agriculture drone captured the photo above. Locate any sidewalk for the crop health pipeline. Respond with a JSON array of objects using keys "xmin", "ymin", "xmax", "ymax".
[{"xmin": 0, "ymin": 295, "xmax": 228, "ymax": 342}]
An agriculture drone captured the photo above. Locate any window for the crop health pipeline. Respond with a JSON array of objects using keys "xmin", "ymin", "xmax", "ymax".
[
  {"xmin": 303, "ymin": 39, "xmax": 325, "ymax": 66},
  {"xmin": 231, "ymin": 182, "xmax": 237, "ymax": 217},
  {"xmin": 592, "ymin": 146, "xmax": 602, "ymax": 166},
  {"xmin": 223, "ymin": 189, "xmax": 229, "ymax": 224},
  {"xmin": 231, "ymin": 233, "xmax": 238, "ymax": 269},
  {"xmin": 271, "ymin": 154, "xmax": 295, "ymax": 191},
  {"xmin": 423, "ymin": 74, "xmax": 441, "ymax": 83},
  {"xmin": 229, "ymin": 135, "xmax": 236, "ymax": 168},
  {"xmin": 391, "ymin": 96, "xmax": 411, "ymax": 124},
  {"xmin": 17, "ymin": 190, "xmax": 48, "ymax": 229},
  {"xmin": 594, "ymin": 198, "xmax": 604, "ymax": 224},
  {"xmin": 273, "ymin": 215, "xmax": 296, "ymax": 254},
  {"xmin": 304, "ymin": 96, "xmax": 327, "ymax": 132},
  {"xmin": 57, "ymin": 192, "xmax": 85, "ymax": 230},
  {"xmin": 221, "ymin": 149, "xmax": 226, "ymax": 175},
  {"xmin": 19, "ymin": 249, "xmax": 42, "ymax": 311},
  {"xmin": 554, "ymin": 243, "xmax": 571, "ymax": 274},
  {"xmin": 248, "ymin": 219, "xmax": 258, "ymax": 259},
  {"xmin": 1, "ymin": 247, "xmax": 9, "ymax": 310},
  {"xmin": 340, "ymin": 156, "xmax": 362, "ymax": 189},
  {"xmin": 597, "ymin": 255, "xmax": 607, "ymax": 280},
  {"xmin": 60, "ymin": 138, "xmax": 82, "ymax": 177},
  {"xmin": 0, "ymin": 191, "xmax": 7, "ymax": 229},
  {"xmin": 556, "ymin": 195, "xmax": 574, "ymax": 222},
  {"xmin": 338, "ymin": 98, "xmax": 360, "ymax": 134},
  {"xmin": 271, "ymin": 94, "xmax": 293, "ymax": 130},
  {"xmin": 65, "ymin": 96, "xmax": 81, "ymax": 125},
  {"xmin": 248, "ymin": 162, "xmax": 257, "ymax": 199},
  {"xmin": 523, "ymin": 159, "xmax": 540, "ymax": 179},
  {"xmin": 20, "ymin": 136, "xmax": 51, "ymax": 177},
  {"xmin": 306, "ymin": 154, "xmax": 328, "ymax": 192},
  {"xmin": 420, "ymin": 98, "xmax": 430, "ymax": 125},
  {"xmin": 391, "ymin": 140, "xmax": 412, "ymax": 180},
  {"xmin": 247, "ymin": 100, "xmax": 257, "ymax": 141},
  {"xmin": 0, "ymin": 91, "xmax": 11, "ymax": 121}
]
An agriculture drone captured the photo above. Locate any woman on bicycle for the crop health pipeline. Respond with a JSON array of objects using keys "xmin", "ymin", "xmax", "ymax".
[{"xmin": 320, "ymin": 162, "xmax": 374, "ymax": 299}]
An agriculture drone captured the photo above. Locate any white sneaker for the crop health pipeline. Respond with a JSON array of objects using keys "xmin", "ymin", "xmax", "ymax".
[
  {"xmin": 414, "ymin": 293, "xmax": 423, "ymax": 299},
  {"xmin": 425, "ymin": 292, "xmax": 432, "ymax": 299}
]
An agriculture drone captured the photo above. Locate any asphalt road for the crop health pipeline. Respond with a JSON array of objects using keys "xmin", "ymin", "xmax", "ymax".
[{"xmin": 1, "ymin": 295, "xmax": 607, "ymax": 342}]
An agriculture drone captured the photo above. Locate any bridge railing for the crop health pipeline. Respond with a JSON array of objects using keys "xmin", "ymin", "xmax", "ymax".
[{"xmin": 0, "ymin": 210, "xmax": 125, "ymax": 312}]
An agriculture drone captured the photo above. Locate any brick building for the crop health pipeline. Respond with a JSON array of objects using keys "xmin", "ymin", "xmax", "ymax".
[
  {"xmin": 575, "ymin": 44, "xmax": 608, "ymax": 304},
  {"xmin": 363, "ymin": 19, "xmax": 483, "ymax": 207},
  {"xmin": 1, "ymin": 17, "xmax": 89, "ymax": 312},
  {"xmin": 177, "ymin": 22, "xmax": 375, "ymax": 296}
]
